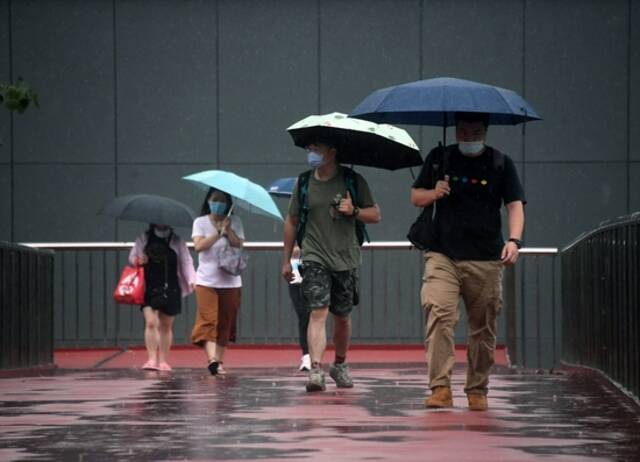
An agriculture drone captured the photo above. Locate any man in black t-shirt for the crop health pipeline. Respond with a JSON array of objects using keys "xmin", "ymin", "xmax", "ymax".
[{"xmin": 410, "ymin": 112, "xmax": 526, "ymax": 411}]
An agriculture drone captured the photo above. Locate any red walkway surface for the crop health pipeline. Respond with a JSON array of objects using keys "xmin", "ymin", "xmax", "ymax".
[
  {"xmin": 1, "ymin": 347, "xmax": 639, "ymax": 461},
  {"xmin": 53, "ymin": 344, "xmax": 507, "ymax": 370}
]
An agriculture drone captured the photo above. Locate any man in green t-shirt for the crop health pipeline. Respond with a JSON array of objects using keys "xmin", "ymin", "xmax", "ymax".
[{"xmin": 282, "ymin": 139, "xmax": 381, "ymax": 392}]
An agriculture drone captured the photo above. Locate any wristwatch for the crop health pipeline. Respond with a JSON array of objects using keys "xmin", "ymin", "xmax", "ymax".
[
  {"xmin": 352, "ymin": 206, "xmax": 360, "ymax": 217},
  {"xmin": 508, "ymin": 238, "xmax": 523, "ymax": 249}
]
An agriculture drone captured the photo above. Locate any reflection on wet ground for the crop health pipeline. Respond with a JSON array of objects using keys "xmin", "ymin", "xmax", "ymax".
[{"xmin": 1, "ymin": 364, "xmax": 639, "ymax": 461}]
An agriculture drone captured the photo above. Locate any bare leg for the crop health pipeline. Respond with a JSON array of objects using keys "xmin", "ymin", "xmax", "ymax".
[
  {"xmin": 142, "ymin": 306, "xmax": 160, "ymax": 365},
  {"xmin": 216, "ymin": 345, "xmax": 227, "ymax": 363},
  {"xmin": 308, "ymin": 307, "xmax": 329, "ymax": 366},
  {"xmin": 157, "ymin": 312, "xmax": 174, "ymax": 364},
  {"xmin": 333, "ymin": 314, "xmax": 351, "ymax": 360},
  {"xmin": 205, "ymin": 341, "xmax": 217, "ymax": 363}
]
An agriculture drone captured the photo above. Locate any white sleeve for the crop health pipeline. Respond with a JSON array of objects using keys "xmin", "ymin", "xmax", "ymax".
[{"xmin": 192, "ymin": 217, "xmax": 204, "ymax": 239}]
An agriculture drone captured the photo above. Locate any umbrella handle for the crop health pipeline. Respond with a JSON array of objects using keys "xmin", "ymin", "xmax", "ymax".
[{"xmin": 227, "ymin": 203, "xmax": 236, "ymax": 217}]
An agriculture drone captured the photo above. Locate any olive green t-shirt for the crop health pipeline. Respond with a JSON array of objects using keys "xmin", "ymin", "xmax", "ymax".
[{"xmin": 288, "ymin": 167, "xmax": 375, "ymax": 271}]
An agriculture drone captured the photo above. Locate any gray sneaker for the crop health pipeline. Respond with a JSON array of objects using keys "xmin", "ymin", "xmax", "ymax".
[
  {"xmin": 305, "ymin": 367, "xmax": 326, "ymax": 392},
  {"xmin": 329, "ymin": 362, "xmax": 354, "ymax": 388}
]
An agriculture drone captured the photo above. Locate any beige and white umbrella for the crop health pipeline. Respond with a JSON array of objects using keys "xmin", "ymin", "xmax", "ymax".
[{"xmin": 287, "ymin": 112, "xmax": 422, "ymax": 171}]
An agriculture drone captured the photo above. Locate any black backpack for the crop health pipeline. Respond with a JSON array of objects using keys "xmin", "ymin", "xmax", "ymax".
[{"xmin": 296, "ymin": 167, "xmax": 370, "ymax": 247}]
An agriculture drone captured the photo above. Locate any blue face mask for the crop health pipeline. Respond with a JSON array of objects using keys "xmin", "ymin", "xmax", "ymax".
[
  {"xmin": 208, "ymin": 201, "xmax": 227, "ymax": 215},
  {"xmin": 307, "ymin": 151, "xmax": 326, "ymax": 168}
]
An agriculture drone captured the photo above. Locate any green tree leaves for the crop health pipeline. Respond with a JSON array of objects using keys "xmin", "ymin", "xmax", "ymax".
[{"xmin": 0, "ymin": 78, "xmax": 39, "ymax": 114}]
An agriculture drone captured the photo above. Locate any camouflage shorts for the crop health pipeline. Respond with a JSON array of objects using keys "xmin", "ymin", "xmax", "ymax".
[{"xmin": 300, "ymin": 261, "xmax": 359, "ymax": 317}]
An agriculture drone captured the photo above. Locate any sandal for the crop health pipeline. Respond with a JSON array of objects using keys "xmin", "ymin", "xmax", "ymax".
[
  {"xmin": 142, "ymin": 360, "xmax": 159, "ymax": 371},
  {"xmin": 157, "ymin": 362, "xmax": 172, "ymax": 372}
]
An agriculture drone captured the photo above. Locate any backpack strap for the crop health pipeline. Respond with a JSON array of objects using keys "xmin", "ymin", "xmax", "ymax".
[
  {"xmin": 343, "ymin": 167, "xmax": 370, "ymax": 245},
  {"xmin": 295, "ymin": 170, "xmax": 312, "ymax": 247},
  {"xmin": 492, "ymin": 147, "xmax": 505, "ymax": 171},
  {"xmin": 485, "ymin": 147, "xmax": 506, "ymax": 199},
  {"xmin": 430, "ymin": 142, "xmax": 454, "ymax": 184}
]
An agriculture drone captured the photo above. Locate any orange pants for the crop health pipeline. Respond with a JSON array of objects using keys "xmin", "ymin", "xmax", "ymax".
[{"xmin": 191, "ymin": 285, "xmax": 241, "ymax": 347}]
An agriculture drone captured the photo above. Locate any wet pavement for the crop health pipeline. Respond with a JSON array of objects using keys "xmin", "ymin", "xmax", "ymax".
[{"xmin": 1, "ymin": 362, "xmax": 640, "ymax": 461}]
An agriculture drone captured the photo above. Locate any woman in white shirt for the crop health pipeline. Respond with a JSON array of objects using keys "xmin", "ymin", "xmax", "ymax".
[{"xmin": 191, "ymin": 187, "xmax": 244, "ymax": 375}]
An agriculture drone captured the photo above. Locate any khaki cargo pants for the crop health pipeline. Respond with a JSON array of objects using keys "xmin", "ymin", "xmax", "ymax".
[{"xmin": 421, "ymin": 251, "xmax": 503, "ymax": 395}]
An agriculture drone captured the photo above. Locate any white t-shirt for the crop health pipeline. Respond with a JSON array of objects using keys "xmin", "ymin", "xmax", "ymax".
[{"xmin": 192, "ymin": 215, "xmax": 245, "ymax": 288}]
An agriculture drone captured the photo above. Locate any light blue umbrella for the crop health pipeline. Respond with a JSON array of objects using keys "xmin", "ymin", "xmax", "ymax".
[{"xmin": 183, "ymin": 170, "xmax": 283, "ymax": 222}]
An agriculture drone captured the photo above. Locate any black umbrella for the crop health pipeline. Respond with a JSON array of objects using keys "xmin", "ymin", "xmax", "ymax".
[
  {"xmin": 100, "ymin": 194, "xmax": 196, "ymax": 228},
  {"xmin": 286, "ymin": 112, "xmax": 422, "ymax": 171}
]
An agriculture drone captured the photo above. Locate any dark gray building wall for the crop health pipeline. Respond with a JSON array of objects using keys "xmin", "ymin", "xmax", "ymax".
[
  {"xmin": 2, "ymin": 0, "xmax": 638, "ymax": 245},
  {"xmin": 0, "ymin": 1, "xmax": 637, "ymax": 357}
]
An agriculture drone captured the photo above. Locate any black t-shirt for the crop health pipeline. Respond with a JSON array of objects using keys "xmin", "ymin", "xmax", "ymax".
[{"xmin": 412, "ymin": 144, "xmax": 526, "ymax": 261}]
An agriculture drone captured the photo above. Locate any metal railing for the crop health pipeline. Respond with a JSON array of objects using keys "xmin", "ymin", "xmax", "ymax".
[
  {"xmin": 0, "ymin": 241, "xmax": 55, "ymax": 370},
  {"xmin": 561, "ymin": 213, "xmax": 639, "ymax": 398},
  {"xmin": 505, "ymin": 247, "xmax": 560, "ymax": 369},
  {"xmin": 19, "ymin": 241, "xmax": 559, "ymax": 368}
]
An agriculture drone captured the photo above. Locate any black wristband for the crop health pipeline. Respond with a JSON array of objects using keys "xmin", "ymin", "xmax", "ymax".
[{"xmin": 508, "ymin": 238, "xmax": 523, "ymax": 249}]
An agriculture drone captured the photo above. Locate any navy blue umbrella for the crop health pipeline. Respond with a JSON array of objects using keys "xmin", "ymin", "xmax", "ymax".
[
  {"xmin": 350, "ymin": 77, "xmax": 542, "ymax": 127},
  {"xmin": 267, "ymin": 177, "xmax": 296, "ymax": 197}
]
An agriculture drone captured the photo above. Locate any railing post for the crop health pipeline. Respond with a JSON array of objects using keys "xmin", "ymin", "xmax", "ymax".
[{"xmin": 505, "ymin": 264, "xmax": 517, "ymax": 366}]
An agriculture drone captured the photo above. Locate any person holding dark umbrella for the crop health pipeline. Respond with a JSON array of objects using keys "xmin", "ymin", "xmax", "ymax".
[
  {"xmin": 410, "ymin": 112, "xmax": 525, "ymax": 411},
  {"xmin": 282, "ymin": 134, "xmax": 382, "ymax": 392},
  {"xmin": 352, "ymin": 77, "xmax": 537, "ymax": 411},
  {"xmin": 101, "ymin": 194, "xmax": 197, "ymax": 372},
  {"xmin": 129, "ymin": 223, "xmax": 197, "ymax": 371},
  {"xmin": 282, "ymin": 112, "xmax": 420, "ymax": 392}
]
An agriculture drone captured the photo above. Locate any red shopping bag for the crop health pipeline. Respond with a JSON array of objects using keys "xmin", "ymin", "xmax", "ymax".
[{"xmin": 113, "ymin": 265, "xmax": 145, "ymax": 305}]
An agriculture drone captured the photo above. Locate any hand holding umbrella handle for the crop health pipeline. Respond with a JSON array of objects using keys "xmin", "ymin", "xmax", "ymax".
[
  {"xmin": 220, "ymin": 203, "xmax": 235, "ymax": 235},
  {"xmin": 219, "ymin": 219, "xmax": 230, "ymax": 236},
  {"xmin": 434, "ymin": 175, "xmax": 451, "ymax": 200}
]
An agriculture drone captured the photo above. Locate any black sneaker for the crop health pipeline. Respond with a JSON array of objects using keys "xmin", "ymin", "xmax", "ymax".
[{"xmin": 208, "ymin": 361, "xmax": 219, "ymax": 376}]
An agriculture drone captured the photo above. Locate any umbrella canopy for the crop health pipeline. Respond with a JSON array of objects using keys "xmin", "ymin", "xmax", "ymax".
[
  {"xmin": 267, "ymin": 177, "xmax": 296, "ymax": 198},
  {"xmin": 286, "ymin": 112, "xmax": 422, "ymax": 171},
  {"xmin": 100, "ymin": 194, "xmax": 196, "ymax": 228},
  {"xmin": 183, "ymin": 170, "xmax": 283, "ymax": 222},
  {"xmin": 350, "ymin": 77, "xmax": 542, "ymax": 127}
]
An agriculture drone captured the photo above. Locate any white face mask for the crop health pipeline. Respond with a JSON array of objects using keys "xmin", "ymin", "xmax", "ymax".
[
  {"xmin": 154, "ymin": 228, "xmax": 171, "ymax": 239},
  {"xmin": 458, "ymin": 141, "xmax": 485, "ymax": 156}
]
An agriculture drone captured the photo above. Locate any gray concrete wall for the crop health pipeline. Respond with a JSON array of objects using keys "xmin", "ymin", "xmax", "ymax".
[
  {"xmin": 2, "ymin": 0, "xmax": 637, "ymax": 244},
  {"xmin": 1, "ymin": 1, "xmax": 637, "ymax": 360}
]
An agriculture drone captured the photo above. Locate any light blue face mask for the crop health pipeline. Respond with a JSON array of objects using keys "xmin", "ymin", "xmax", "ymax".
[
  {"xmin": 307, "ymin": 151, "xmax": 326, "ymax": 168},
  {"xmin": 208, "ymin": 201, "xmax": 227, "ymax": 215},
  {"xmin": 458, "ymin": 141, "xmax": 485, "ymax": 156}
]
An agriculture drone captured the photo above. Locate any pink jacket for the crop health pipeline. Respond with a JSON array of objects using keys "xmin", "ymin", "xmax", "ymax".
[{"xmin": 128, "ymin": 232, "xmax": 197, "ymax": 298}]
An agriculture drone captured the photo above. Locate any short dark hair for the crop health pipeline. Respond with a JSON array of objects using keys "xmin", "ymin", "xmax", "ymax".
[
  {"xmin": 308, "ymin": 135, "xmax": 338, "ymax": 150},
  {"xmin": 454, "ymin": 112, "xmax": 489, "ymax": 128},
  {"xmin": 200, "ymin": 187, "xmax": 233, "ymax": 216}
]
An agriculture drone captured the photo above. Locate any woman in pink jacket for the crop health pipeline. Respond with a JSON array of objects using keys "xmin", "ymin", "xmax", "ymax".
[{"xmin": 129, "ymin": 224, "xmax": 196, "ymax": 371}]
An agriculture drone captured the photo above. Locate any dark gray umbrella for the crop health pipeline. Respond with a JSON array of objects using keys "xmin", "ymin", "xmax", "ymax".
[{"xmin": 100, "ymin": 194, "xmax": 196, "ymax": 228}]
